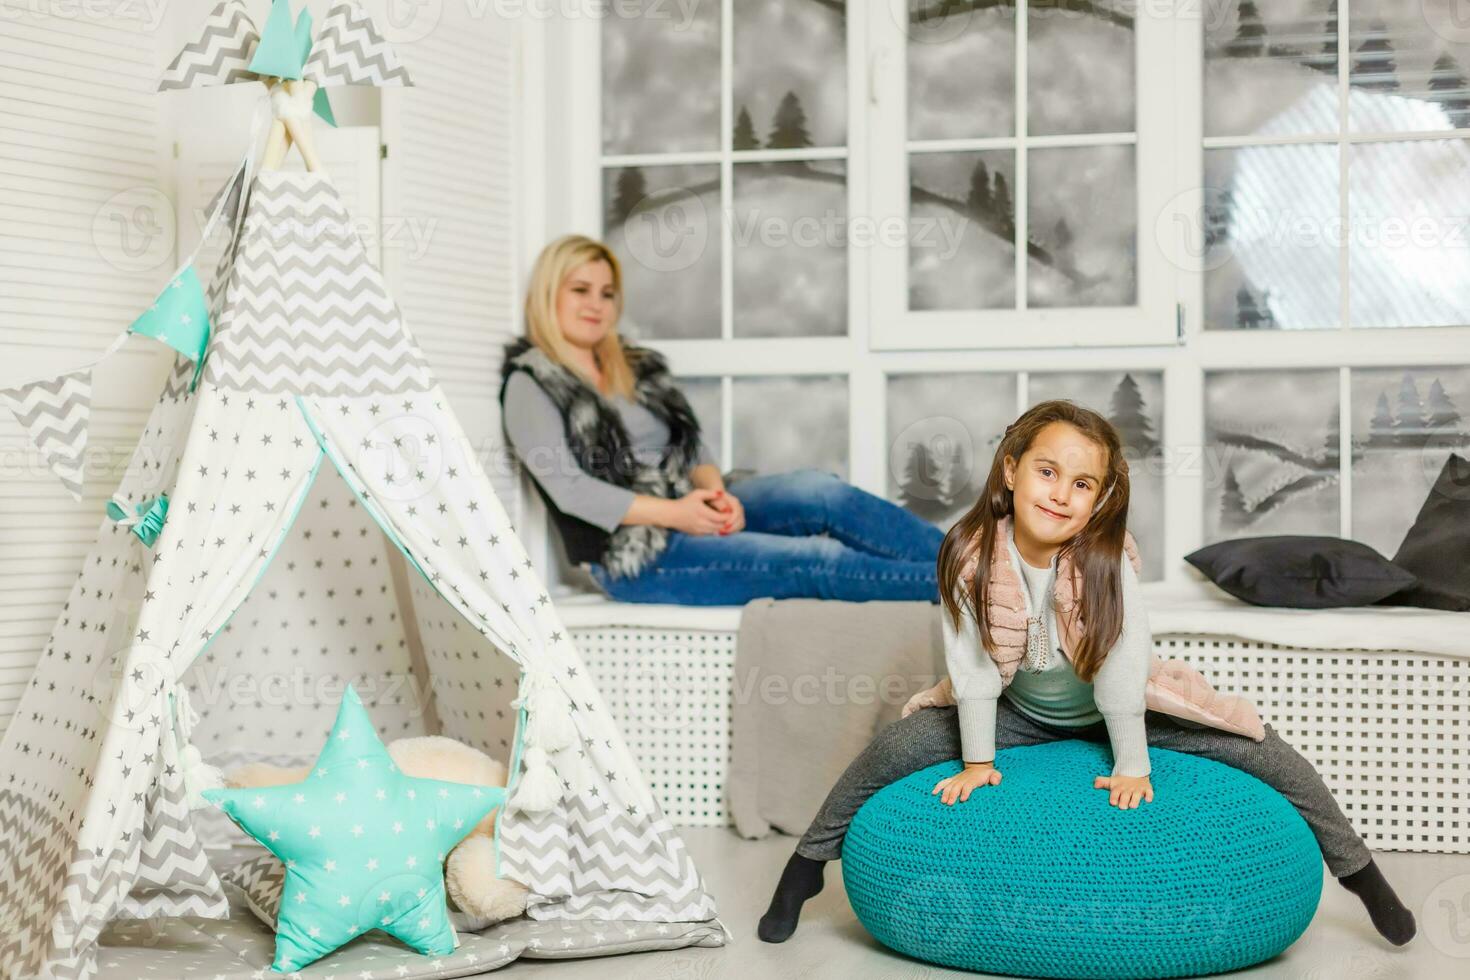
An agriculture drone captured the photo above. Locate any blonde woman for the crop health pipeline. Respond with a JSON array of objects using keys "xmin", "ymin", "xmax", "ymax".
[{"xmin": 500, "ymin": 234, "xmax": 943, "ymax": 605}]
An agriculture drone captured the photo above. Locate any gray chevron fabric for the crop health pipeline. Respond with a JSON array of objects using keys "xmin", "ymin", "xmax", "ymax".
[
  {"xmin": 303, "ymin": 0, "xmax": 415, "ymax": 88},
  {"xmin": 203, "ymin": 171, "xmax": 433, "ymax": 395},
  {"xmin": 0, "ymin": 163, "xmax": 723, "ymax": 979},
  {"xmin": 115, "ymin": 728, "xmax": 228, "ymax": 922},
  {"xmin": 499, "ymin": 795, "xmax": 719, "ymax": 921},
  {"xmin": 1, "ymin": 366, "xmax": 91, "ymax": 501},
  {"xmin": 158, "ymin": 0, "xmax": 261, "ymax": 91}
]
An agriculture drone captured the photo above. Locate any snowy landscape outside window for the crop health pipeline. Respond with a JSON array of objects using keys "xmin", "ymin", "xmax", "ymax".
[
  {"xmin": 600, "ymin": 0, "xmax": 850, "ymax": 479},
  {"xmin": 1199, "ymin": 2, "xmax": 1470, "ymax": 550},
  {"xmin": 1202, "ymin": 0, "xmax": 1470, "ymax": 331},
  {"xmin": 573, "ymin": 1, "xmax": 1468, "ymax": 582}
]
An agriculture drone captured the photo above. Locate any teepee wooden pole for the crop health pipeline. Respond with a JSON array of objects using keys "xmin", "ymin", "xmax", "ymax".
[{"xmin": 283, "ymin": 81, "xmax": 324, "ymax": 173}]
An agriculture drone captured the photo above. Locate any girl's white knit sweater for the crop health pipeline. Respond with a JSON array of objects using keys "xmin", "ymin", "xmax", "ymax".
[{"xmin": 943, "ymin": 520, "xmax": 1153, "ymax": 777}]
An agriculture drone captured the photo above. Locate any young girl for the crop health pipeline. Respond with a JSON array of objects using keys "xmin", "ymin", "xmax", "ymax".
[{"xmin": 758, "ymin": 400, "xmax": 1417, "ymax": 948}]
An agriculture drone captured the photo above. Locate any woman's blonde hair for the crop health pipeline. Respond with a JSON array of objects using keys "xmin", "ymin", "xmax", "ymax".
[
  {"xmin": 937, "ymin": 400, "xmax": 1132, "ymax": 684},
  {"xmin": 523, "ymin": 234, "xmax": 637, "ymax": 399}
]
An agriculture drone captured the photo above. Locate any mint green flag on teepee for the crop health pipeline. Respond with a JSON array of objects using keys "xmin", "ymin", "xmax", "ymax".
[
  {"xmin": 293, "ymin": 5, "xmax": 314, "ymax": 66},
  {"xmin": 314, "ymin": 86, "xmax": 338, "ymax": 127},
  {"xmin": 249, "ymin": 0, "xmax": 304, "ymax": 79},
  {"xmin": 129, "ymin": 267, "xmax": 211, "ymax": 390}
]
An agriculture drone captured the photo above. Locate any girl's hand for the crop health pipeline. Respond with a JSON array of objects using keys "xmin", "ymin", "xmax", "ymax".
[
  {"xmin": 1094, "ymin": 774, "xmax": 1154, "ymax": 809},
  {"xmin": 932, "ymin": 762, "xmax": 1002, "ymax": 805},
  {"xmin": 667, "ymin": 490, "xmax": 731, "ymax": 535},
  {"xmin": 710, "ymin": 490, "xmax": 745, "ymax": 535}
]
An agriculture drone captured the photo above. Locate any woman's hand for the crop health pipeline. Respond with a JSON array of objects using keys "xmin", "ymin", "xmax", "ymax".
[
  {"xmin": 931, "ymin": 762, "xmax": 1002, "ymax": 805},
  {"xmin": 709, "ymin": 490, "xmax": 745, "ymax": 535},
  {"xmin": 1094, "ymin": 773, "xmax": 1153, "ymax": 809},
  {"xmin": 665, "ymin": 489, "xmax": 731, "ymax": 535}
]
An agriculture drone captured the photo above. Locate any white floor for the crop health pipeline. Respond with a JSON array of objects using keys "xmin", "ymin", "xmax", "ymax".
[{"xmin": 516, "ymin": 828, "xmax": 1470, "ymax": 979}]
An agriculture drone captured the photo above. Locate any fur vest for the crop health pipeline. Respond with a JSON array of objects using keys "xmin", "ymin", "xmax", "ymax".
[
  {"xmin": 904, "ymin": 515, "xmax": 1265, "ymax": 740},
  {"xmin": 498, "ymin": 337, "xmax": 704, "ymax": 579}
]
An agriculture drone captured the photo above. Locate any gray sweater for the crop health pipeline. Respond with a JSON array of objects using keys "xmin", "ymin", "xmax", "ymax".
[
  {"xmin": 944, "ymin": 519, "xmax": 1153, "ymax": 778},
  {"xmin": 502, "ymin": 370, "xmax": 718, "ymax": 533}
]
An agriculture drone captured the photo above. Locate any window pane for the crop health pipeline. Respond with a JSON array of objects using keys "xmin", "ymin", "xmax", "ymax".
[
  {"xmin": 886, "ymin": 372, "xmax": 1015, "ymax": 529},
  {"xmin": 907, "ymin": 1, "xmax": 1015, "ymax": 140},
  {"xmin": 1027, "ymin": 371, "xmax": 1164, "ymax": 580},
  {"xmin": 602, "ymin": 164, "xmax": 721, "ymax": 340},
  {"xmin": 1203, "ymin": 144, "xmax": 1340, "ymax": 330},
  {"xmin": 601, "ymin": 0, "xmax": 721, "ymax": 154},
  {"xmin": 1027, "ymin": 145, "xmax": 1136, "ymax": 307},
  {"xmin": 732, "ymin": 376, "xmax": 848, "ymax": 479},
  {"xmin": 1203, "ymin": 369, "xmax": 1341, "ymax": 544},
  {"xmin": 1204, "ymin": 0, "xmax": 1339, "ymax": 138},
  {"xmin": 908, "ymin": 150, "xmax": 1016, "ymax": 310},
  {"xmin": 1348, "ymin": 139, "xmax": 1470, "ymax": 328},
  {"xmin": 734, "ymin": 0, "xmax": 846, "ymax": 149},
  {"xmin": 1349, "ymin": 0, "xmax": 1470, "ymax": 133},
  {"xmin": 733, "ymin": 161, "xmax": 848, "ymax": 337},
  {"xmin": 678, "ymin": 377, "xmax": 724, "ymax": 468},
  {"xmin": 1027, "ymin": 1, "xmax": 1134, "ymax": 137},
  {"xmin": 1350, "ymin": 365, "xmax": 1470, "ymax": 556}
]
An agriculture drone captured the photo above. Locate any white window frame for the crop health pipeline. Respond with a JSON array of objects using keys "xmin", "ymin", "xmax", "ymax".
[
  {"xmin": 559, "ymin": 0, "xmax": 870, "ymax": 483},
  {"xmin": 866, "ymin": 0, "xmax": 1180, "ymax": 350},
  {"xmin": 544, "ymin": 1, "xmax": 1470, "ymax": 585}
]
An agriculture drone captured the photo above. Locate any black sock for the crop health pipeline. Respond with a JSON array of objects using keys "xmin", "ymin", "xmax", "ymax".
[
  {"xmin": 1339, "ymin": 858, "xmax": 1416, "ymax": 946},
  {"xmin": 758, "ymin": 851, "xmax": 826, "ymax": 943}
]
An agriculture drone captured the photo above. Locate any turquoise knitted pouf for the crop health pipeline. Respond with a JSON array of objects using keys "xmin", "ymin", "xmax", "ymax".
[{"xmin": 841, "ymin": 740, "xmax": 1322, "ymax": 979}]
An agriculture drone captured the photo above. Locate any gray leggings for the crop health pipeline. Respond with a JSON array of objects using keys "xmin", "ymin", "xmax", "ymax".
[{"xmin": 796, "ymin": 699, "xmax": 1373, "ymax": 877}]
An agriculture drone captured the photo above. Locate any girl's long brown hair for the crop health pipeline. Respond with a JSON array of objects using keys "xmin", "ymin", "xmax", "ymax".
[{"xmin": 937, "ymin": 400, "xmax": 1132, "ymax": 683}]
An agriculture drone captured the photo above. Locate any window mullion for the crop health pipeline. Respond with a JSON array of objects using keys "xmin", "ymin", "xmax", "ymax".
[{"xmin": 1016, "ymin": 0, "xmax": 1029, "ymax": 312}]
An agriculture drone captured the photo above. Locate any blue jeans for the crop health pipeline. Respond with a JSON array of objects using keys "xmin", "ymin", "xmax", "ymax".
[{"xmin": 587, "ymin": 469, "xmax": 944, "ymax": 605}]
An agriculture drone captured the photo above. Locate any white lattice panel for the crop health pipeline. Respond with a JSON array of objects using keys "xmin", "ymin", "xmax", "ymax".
[
  {"xmin": 1159, "ymin": 637, "xmax": 1470, "ymax": 854},
  {"xmin": 573, "ymin": 623, "xmax": 1469, "ymax": 851},
  {"xmin": 571, "ymin": 628, "xmax": 735, "ymax": 826}
]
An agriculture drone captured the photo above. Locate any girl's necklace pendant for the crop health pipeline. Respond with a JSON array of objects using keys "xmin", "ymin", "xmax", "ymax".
[{"xmin": 1024, "ymin": 615, "xmax": 1049, "ymax": 672}]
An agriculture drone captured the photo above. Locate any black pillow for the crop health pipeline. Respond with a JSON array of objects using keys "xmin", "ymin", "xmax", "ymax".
[
  {"xmin": 1184, "ymin": 536, "xmax": 1418, "ymax": 609},
  {"xmin": 1377, "ymin": 453, "xmax": 1470, "ymax": 611}
]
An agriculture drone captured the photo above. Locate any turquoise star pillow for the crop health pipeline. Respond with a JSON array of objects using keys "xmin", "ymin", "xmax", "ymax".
[{"xmin": 203, "ymin": 686, "xmax": 506, "ymax": 972}]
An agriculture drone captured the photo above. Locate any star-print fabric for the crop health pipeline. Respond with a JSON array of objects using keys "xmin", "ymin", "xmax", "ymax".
[
  {"xmin": 0, "ymin": 168, "xmax": 722, "ymax": 980},
  {"xmin": 204, "ymin": 686, "xmax": 502, "ymax": 971}
]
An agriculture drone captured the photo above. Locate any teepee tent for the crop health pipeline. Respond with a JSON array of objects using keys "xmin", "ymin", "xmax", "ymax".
[{"xmin": 0, "ymin": 4, "xmax": 722, "ymax": 978}]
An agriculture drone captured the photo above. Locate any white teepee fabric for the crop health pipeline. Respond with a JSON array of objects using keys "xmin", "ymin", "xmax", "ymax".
[{"xmin": 0, "ymin": 169, "xmax": 721, "ymax": 980}]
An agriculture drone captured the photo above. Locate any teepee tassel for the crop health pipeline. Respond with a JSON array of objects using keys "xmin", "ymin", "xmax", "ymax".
[
  {"xmin": 527, "ymin": 686, "xmax": 576, "ymax": 752},
  {"xmin": 516, "ymin": 670, "xmax": 576, "ymax": 753},
  {"xmin": 173, "ymin": 687, "xmax": 223, "ymax": 809},
  {"xmin": 181, "ymin": 744, "xmax": 224, "ymax": 809},
  {"xmin": 512, "ymin": 746, "xmax": 561, "ymax": 813}
]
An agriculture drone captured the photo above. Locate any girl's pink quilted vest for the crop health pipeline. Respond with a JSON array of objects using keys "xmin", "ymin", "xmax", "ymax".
[{"xmin": 905, "ymin": 515, "xmax": 1265, "ymax": 741}]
